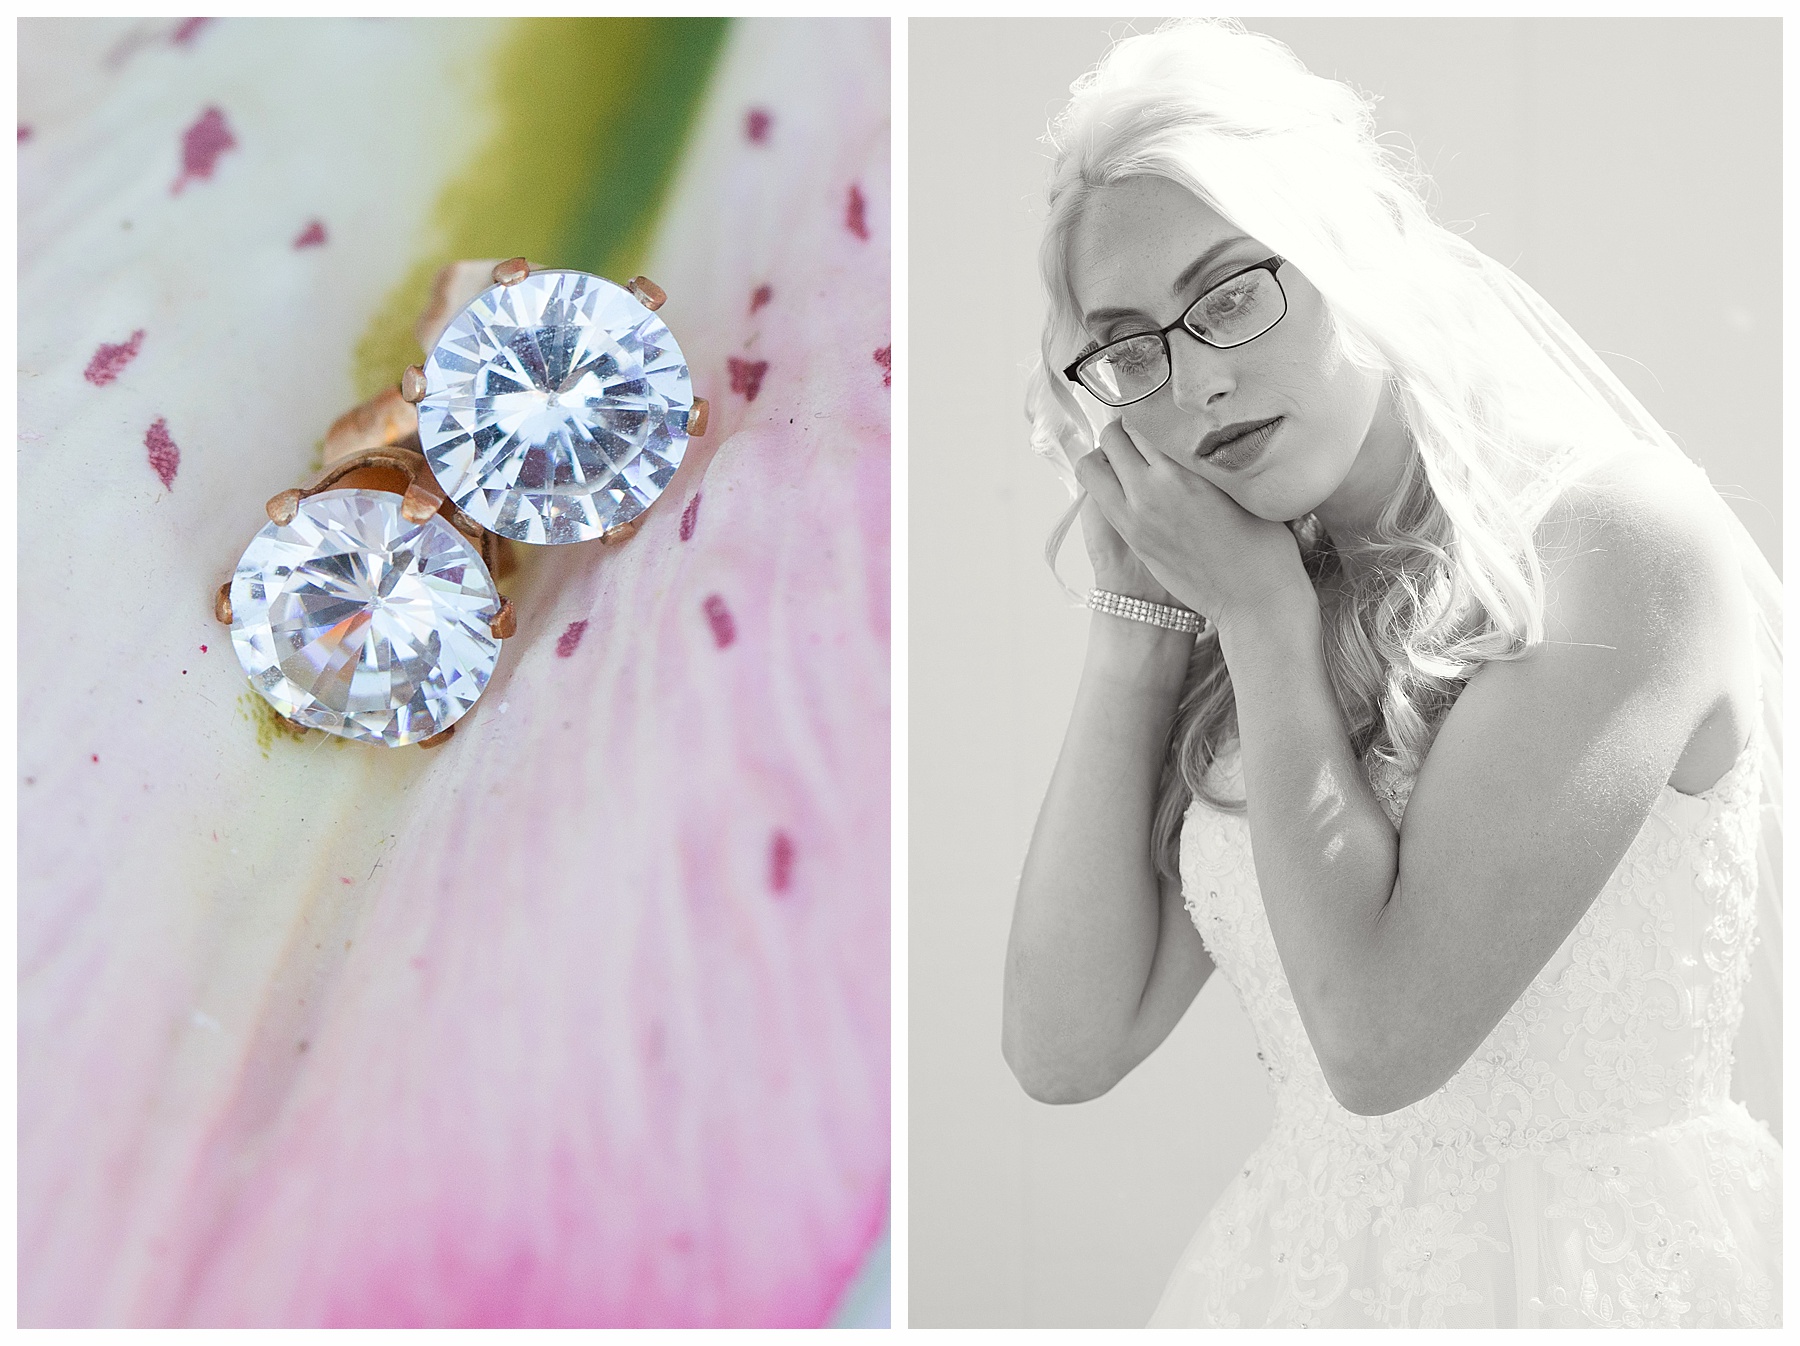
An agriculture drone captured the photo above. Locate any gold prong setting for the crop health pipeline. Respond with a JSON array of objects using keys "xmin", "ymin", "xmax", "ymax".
[
  {"xmin": 265, "ymin": 488, "xmax": 302, "ymax": 526},
  {"xmin": 400, "ymin": 477, "xmax": 444, "ymax": 524},
  {"xmin": 626, "ymin": 275, "xmax": 666, "ymax": 311}
]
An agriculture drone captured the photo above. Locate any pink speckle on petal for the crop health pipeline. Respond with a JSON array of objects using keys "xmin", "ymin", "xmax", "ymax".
[
  {"xmin": 91, "ymin": 754, "xmax": 99, "ymax": 764},
  {"xmin": 727, "ymin": 357, "xmax": 769, "ymax": 402},
  {"xmin": 874, "ymin": 345, "xmax": 891, "ymax": 388},
  {"xmin": 172, "ymin": 106, "xmax": 237, "ymax": 195},
  {"xmin": 845, "ymin": 183, "xmax": 869, "ymax": 240},
  {"xmin": 199, "ymin": 645, "xmax": 207, "ymax": 653},
  {"xmin": 292, "ymin": 219, "xmax": 327, "ymax": 249},
  {"xmin": 145, "ymin": 418, "xmax": 180, "ymax": 490},
  {"xmin": 679, "ymin": 493, "xmax": 701, "ymax": 542},
  {"xmin": 17, "ymin": 125, "xmax": 32, "ymax": 143},
  {"xmin": 172, "ymin": 18, "xmax": 212, "ymax": 46},
  {"xmin": 339, "ymin": 876, "xmax": 353, "ymax": 886},
  {"xmin": 769, "ymin": 830, "xmax": 796, "ymax": 894},
  {"xmin": 745, "ymin": 107, "xmax": 771, "ymax": 143},
  {"xmin": 555, "ymin": 620, "xmax": 589, "ymax": 658},
  {"xmin": 702, "ymin": 595, "xmax": 736, "ymax": 648},
  {"xmin": 84, "ymin": 329, "xmax": 146, "ymax": 387},
  {"xmin": 750, "ymin": 283, "xmax": 773, "ymax": 314}
]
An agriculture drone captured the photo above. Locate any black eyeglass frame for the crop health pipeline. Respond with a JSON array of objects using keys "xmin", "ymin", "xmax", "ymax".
[{"xmin": 1062, "ymin": 255, "xmax": 1288, "ymax": 408}]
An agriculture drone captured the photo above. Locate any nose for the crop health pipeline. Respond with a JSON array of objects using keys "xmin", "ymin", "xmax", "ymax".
[{"xmin": 1166, "ymin": 329, "xmax": 1234, "ymax": 413}]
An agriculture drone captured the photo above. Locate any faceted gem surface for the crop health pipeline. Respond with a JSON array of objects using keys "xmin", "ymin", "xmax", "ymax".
[
  {"xmin": 229, "ymin": 488, "xmax": 502, "ymax": 746},
  {"xmin": 418, "ymin": 269, "xmax": 694, "ymax": 545}
]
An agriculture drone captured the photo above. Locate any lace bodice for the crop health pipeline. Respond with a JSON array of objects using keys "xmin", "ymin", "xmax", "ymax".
[
  {"xmin": 1186, "ymin": 739, "xmax": 1762, "ymax": 1146},
  {"xmin": 1156, "ymin": 733, "xmax": 1780, "ymax": 1327}
]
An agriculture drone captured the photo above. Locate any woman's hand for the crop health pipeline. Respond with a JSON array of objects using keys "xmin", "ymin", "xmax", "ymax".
[
  {"xmin": 1075, "ymin": 419, "xmax": 1314, "ymax": 632},
  {"xmin": 1078, "ymin": 488, "xmax": 1176, "ymax": 606}
]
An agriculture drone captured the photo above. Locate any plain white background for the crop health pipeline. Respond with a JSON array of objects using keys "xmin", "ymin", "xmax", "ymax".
[{"xmin": 907, "ymin": 17, "xmax": 1781, "ymax": 1328}]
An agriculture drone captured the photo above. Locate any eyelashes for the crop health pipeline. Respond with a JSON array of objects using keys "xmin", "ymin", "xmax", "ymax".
[{"xmin": 1074, "ymin": 340, "xmax": 1100, "ymax": 361}]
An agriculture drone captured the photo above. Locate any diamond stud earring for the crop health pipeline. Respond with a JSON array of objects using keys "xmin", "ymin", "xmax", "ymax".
[
  {"xmin": 215, "ymin": 392, "xmax": 515, "ymax": 750},
  {"xmin": 402, "ymin": 257, "xmax": 709, "ymax": 547}
]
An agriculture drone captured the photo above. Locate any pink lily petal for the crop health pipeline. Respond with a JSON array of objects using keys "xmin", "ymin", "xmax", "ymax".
[{"xmin": 20, "ymin": 17, "xmax": 888, "ymax": 1327}]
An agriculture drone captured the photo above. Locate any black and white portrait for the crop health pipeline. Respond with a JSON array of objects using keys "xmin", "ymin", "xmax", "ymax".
[{"xmin": 910, "ymin": 18, "xmax": 1780, "ymax": 1328}]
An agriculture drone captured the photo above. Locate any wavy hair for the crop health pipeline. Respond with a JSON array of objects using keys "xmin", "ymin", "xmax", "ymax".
[{"xmin": 1028, "ymin": 20, "xmax": 1638, "ymax": 880}]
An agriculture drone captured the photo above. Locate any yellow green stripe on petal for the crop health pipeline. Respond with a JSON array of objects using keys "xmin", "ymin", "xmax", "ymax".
[{"xmin": 353, "ymin": 17, "xmax": 730, "ymax": 399}]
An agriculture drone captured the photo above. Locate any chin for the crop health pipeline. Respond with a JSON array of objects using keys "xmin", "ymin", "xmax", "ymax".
[
  {"xmin": 1224, "ymin": 472, "xmax": 1332, "ymax": 525},
  {"xmin": 1223, "ymin": 438, "xmax": 1359, "ymax": 524}
]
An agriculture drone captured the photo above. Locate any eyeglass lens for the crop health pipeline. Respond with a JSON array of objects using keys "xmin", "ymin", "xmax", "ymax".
[{"xmin": 1078, "ymin": 267, "xmax": 1285, "ymax": 406}]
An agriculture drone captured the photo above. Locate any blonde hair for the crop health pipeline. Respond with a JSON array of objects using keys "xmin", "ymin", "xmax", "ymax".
[{"xmin": 1029, "ymin": 20, "xmax": 1634, "ymax": 879}]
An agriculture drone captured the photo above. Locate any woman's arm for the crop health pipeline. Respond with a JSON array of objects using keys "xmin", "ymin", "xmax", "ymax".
[
  {"xmin": 1234, "ymin": 462, "xmax": 1753, "ymax": 1115},
  {"xmin": 1083, "ymin": 430, "xmax": 1752, "ymax": 1116},
  {"xmin": 1001, "ymin": 509, "xmax": 1216, "ymax": 1104}
]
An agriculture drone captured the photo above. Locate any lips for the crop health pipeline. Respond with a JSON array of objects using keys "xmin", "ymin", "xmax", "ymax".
[{"xmin": 1197, "ymin": 416, "xmax": 1282, "ymax": 471}]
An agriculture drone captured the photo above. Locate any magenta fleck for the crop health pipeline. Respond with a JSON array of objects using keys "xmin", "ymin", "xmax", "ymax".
[
  {"xmin": 874, "ymin": 345, "xmax": 891, "ymax": 387},
  {"xmin": 845, "ymin": 183, "xmax": 869, "ymax": 240},
  {"xmin": 85, "ymin": 329, "xmax": 146, "ymax": 387},
  {"xmin": 172, "ymin": 18, "xmax": 213, "ymax": 46},
  {"xmin": 679, "ymin": 493, "xmax": 701, "ymax": 542},
  {"xmin": 769, "ymin": 830, "xmax": 796, "ymax": 894},
  {"xmin": 17, "ymin": 125, "xmax": 32, "ymax": 144},
  {"xmin": 750, "ymin": 284, "xmax": 773, "ymax": 314},
  {"xmin": 555, "ymin": 619, "xmax": 589, "ymax": 658},
  {"xmin": 727, "ymin": 357, "xmax": 769, "ymax": 402},
  {"xmin": 293, "ymin": 219, "xmax": 327, "ymax": 249},
  {"xmin": 702, "ymin": 595, "xmax": 736, "ymax": 649},
  {"xmin": 145, "ymin": 418, "xmax": 180, "ymax": 489},
  {"xmin": 745, "ymin": 108, "xmax": 771, "ymax": 143},
  {"xmin": 172, "ymin": 106, "xmax": 237, "ymax": 195}
]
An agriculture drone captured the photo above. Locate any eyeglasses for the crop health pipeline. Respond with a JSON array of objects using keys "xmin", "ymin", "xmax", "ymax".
[{"xmin": 1062, "ymin": 256, "xmax": 1288, "ymax": 408}]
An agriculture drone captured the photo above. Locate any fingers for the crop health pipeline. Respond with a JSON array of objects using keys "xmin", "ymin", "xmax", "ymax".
[
  {"xmin": 1096, "ymin": 418, "xmax": 1153, "ymax": 474},
  {"xmin": 1078, "ymin": 419, "xmax": 1151, "ymax": 514},
  {"xmin": 1074, "ymin": 449, "xmax": 1127, "ymax": 519}
]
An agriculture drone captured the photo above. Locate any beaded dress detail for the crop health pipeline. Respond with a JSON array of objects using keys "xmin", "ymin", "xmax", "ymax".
[{"xmin": 1151, "ymin": 735, "xmax": 1781, "ymax": 1328}]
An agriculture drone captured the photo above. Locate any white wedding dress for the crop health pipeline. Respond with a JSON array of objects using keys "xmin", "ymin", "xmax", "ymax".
[{"xmin": 1150, "ymin": 736, "xmax": 1782, "ymax": 1328}]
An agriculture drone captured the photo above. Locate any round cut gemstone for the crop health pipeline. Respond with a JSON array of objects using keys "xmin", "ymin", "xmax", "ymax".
[
  {"xmin": 417, "ymin": 269, "xmax": 694, "ymax": 545},
  {"xmin": 229, "ymin": 488, "xmax": 503, "ymax": 746}
]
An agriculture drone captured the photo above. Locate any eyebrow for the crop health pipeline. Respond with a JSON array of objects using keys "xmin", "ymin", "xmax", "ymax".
[{"xmin": 1080, "ymin": 237, "xmax": 1255, "ymax": 329}]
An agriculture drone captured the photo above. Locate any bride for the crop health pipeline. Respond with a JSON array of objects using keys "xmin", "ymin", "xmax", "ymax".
[{"xmin": 1001, "ymin": 20, "xmax": 1781, "ymax": 1328}]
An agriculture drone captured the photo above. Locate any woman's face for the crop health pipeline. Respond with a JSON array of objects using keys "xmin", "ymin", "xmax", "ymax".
[{"xmin": 1067, "ymin": 174, "xmax": 1395, "ymax": 526}]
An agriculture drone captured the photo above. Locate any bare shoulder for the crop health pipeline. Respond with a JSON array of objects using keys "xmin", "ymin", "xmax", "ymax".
[
  {"xmin": 1529, "ymin": 449, "xmax": 1756, "ymax": 789},
  {"xmin": 1533, "ymin": 450, "xmax": 1749, "ymax": 663}
]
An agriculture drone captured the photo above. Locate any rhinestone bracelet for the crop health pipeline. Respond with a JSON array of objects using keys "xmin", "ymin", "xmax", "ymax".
[{"xmin": 1087, "ymin": 588, "xmax": 1205, "ymax": 634}]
